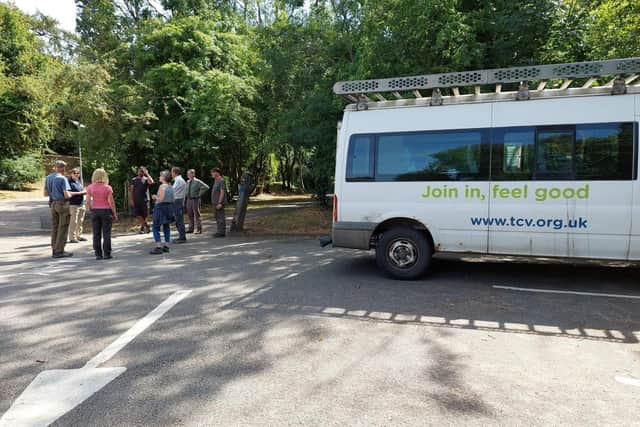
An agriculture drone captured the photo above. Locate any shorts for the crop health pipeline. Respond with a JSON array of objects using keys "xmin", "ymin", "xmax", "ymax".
[{"xmin": 133, "ymin": 200, "xmax": 148, "ymax": 218}]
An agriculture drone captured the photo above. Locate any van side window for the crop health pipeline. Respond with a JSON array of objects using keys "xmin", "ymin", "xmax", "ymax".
[
  {"xmin": 491, "ymin": 127, "xmax": 535, "ymax": 180},
  {"xmin": 535, "ymin": 127, "xmax": 574, "ymax": 179},
  {"xmin": 575, "ymin": 123, "xmax": 633, "ymax": 180},
  {"xmin": 355, "ymin": 122, "xmax": 635, "ymax": 182},
  {"xmin": 346, "ymin": 135, "xmax": 374, "ymax": 181},
  {"xmin": 375, "ymin": 130, "xmax": 487, "ymax": 181}
]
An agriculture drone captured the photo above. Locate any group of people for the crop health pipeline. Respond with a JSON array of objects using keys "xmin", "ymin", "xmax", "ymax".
[{"xmin": 44, "ymin": 161, "xmax": 228, "ymax": 260}]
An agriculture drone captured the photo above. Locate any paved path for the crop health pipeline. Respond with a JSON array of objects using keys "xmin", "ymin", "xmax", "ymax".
[{"xmin": 0, "ymin": 196, "xmax": 51, "ymax": 238}]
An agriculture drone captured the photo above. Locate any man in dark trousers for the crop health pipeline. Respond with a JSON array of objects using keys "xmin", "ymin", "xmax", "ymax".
[
  {"xmin": 129, "ymin": 166, "xmax": 154, "ymax": 233},
  {"xmin": 210, "ymin": 168, "xmax": 227, "ymax": 237},
  {"xmin": 171, "ymin": 166, "xmax": 187, "ymax": 243},
  {"xmin": 44, "ymin": 160, "xmax": 73, "ymax": 258}
]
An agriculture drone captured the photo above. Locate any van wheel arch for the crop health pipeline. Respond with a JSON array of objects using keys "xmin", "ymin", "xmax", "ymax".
[{"xmin": 372, "ymin": 218, "xmax": 435, "ymax": 250}]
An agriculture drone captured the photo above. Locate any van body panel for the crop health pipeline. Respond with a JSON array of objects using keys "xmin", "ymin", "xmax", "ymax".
[{"xmin": 630, "ymin": 95, "xmax": 640, "ymax": 259}]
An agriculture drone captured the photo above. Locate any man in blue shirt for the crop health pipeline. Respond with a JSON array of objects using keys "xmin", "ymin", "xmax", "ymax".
[{"xmin": 44, "ymin": 160, "xmax": 73, "ymax": 258}]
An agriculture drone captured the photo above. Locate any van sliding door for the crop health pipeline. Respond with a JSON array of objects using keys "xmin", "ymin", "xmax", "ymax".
[{"xmin": 489, "ymin": 97, "xmax": 635, "ymax": 260}]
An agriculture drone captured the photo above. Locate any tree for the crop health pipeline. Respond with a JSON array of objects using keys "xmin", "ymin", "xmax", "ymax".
[
  {"xmin": 75, "ymin": 0, "xmax": 122, "ymax": 62},
  {"xmin": 586, "ymin": 0, "xmax": 640, "ymax": 59},
  {"xmin": 0, "ymin": 3, "xmax": 61, "ymax": 158}
]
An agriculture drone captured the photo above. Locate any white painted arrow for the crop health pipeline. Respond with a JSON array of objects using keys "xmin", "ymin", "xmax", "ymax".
[
  {"xmin": 0, "ymin": 290, "xmax": 192, "ymax": 427},
  {"xmin": 615, "ymin": 376, "xmax": 640, "ymax": 387}
]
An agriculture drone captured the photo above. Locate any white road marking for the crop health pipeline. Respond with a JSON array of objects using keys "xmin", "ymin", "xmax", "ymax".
[
  {"xmin": 615, "ymin": 376, "xmax": 640, "ymax": 387},
  {"xmin": 0, "ymin": 290, "xmax": 192, "ymax": 427},
  {"xmin": 214, "ymin": 240, "xmax": 276, "ymax": 250},
  {"xmin": 492, "ymin": 285, "xmax": 640, "ymax": 300},
  {"xmin": 0, "ymin": 368, "xmax": 126, "ymax": 427},
  {"xmin": 85, "ymin": 290, "xmax": 192, "ymax": 368}
]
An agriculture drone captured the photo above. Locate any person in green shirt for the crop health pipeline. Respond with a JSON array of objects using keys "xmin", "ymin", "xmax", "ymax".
[
  {"xmin": 185, "ymin": 169, "xmax": 210, "ymax": 234},
  {"xmin": 210, "ymin": 167, "xmax": 227, "ymax": 238}
]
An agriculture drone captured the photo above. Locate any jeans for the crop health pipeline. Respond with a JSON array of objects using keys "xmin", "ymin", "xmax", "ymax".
[
  {"xmin": 153, "ymin": 223, "xmax": 171, "ymax": 243},
  {"xmin": 91, "ymin": 209, "xmax": 112, "ymax": 257},
  {"xmin": 50, "ymin": 200, "xmax": 70, "ymax": 254},
  {"xmin": 174, "ymin": 198, "xmax": 186, "ymax": 239}
]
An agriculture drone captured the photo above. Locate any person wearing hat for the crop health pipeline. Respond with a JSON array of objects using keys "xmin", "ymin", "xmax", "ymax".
[{"xmin": 44, "ymin": 160, "xmax": 76, "ymax": 258}]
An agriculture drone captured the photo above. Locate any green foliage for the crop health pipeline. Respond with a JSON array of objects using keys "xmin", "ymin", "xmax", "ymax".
[
  {"xmin": 541, "ymin": 0, "xmax": 589, "ymax": 63},
  {"xmin": 0, "ymin": 3, "xmax": 63, "ymax": 158},
  {"xmin": 76, "ymin": 0, "xmax": 121, "ymax": 62},
  {"xmin": 0, "ymin": 3, "xmax": 45, "ymax": 76},
  {"xmin": 0, "ymin": 152, "xmax": 43, "ymax": 190},
  {"xmin": 586, "ymin": 0, "xmax": 640, "ymax": 59}
]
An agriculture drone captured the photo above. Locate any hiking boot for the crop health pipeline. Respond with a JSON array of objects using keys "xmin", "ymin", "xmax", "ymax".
[
  {"xmin": 213, "ymin": 233, "xmax": 225, "ymax": 238},
  {"xmin": 53, "ymin": 251, "xmax": 73, "ymax": 259},
  {"xmin": 78, "ymin": 237, "xmax": 88, "ymax": 242},
  {"xmin": 175, "ymin": 238, "xmax": 187, "ymax": 244},
  {"xmin": 69, "ymin": 239, "xmax": 79, "ymax": 244},
  {"xmin": 162, "ymin": 245, "xmax": 170, "ymax": 253},
  {"xmin": 149, "ymin": 247, "xmax": 163, "ymax": 255}
]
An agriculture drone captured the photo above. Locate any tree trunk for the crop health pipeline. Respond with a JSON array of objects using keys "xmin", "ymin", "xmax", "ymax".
[{"xmin": 296, "ymin": 148, "xmax": 306, "ymax": 193}]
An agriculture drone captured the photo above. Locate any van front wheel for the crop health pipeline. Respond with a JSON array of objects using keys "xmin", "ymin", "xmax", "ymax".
[{"xmin": 375, "ymin": 227, "xmax": 432, "ymax": 280}]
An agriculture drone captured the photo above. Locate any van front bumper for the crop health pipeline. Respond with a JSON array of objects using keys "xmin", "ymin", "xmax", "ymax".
[{"xmin": 332, "ymin": 221, "xmax": 376, "ymax": 250}]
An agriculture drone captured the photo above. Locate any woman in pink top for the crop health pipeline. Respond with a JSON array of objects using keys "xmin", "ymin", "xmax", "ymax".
[{"xmin": 86, "ymin": 168, "xmax": 118, "ymax": 260}]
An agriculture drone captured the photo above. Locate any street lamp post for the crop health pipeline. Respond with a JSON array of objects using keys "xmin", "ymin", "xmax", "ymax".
[{"xmin": 69, "ymin": 120, "xmax": 86, "ymax": 183}]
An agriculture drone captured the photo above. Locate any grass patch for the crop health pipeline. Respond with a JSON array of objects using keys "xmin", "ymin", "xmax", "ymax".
[
  {"xmin": 0, "ymin": 181, "xmax": 43, "ymax": 200},
  {"xmin": 103, "ymin": 200, "xmax": 331, "ymax": 236},
  {"xmin": 243, "ymin": 205, "xmax": 332, "ymax": 236},
  {"xmin": 248, "ymin": 193, "xmax": 313, "ymax": 208}
]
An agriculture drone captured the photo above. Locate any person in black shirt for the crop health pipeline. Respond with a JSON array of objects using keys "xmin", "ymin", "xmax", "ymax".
[{"xmin": 129, "ymin": 166, "xmax": 154, "ymax": 233}]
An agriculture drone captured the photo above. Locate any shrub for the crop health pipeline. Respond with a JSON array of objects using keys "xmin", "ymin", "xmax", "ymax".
[{"xmin": 0, "ymin": 152, "xmax": 43, "ymax": 190}]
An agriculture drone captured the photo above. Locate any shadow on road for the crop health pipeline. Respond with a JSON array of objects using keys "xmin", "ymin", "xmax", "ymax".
[
  {"xmin": 2, "ymin": 236, "xmax": 639, "ymax": 423},
  {"xmin": 226, "ymin": 250, "xmax": 640, "ymax": 344}
]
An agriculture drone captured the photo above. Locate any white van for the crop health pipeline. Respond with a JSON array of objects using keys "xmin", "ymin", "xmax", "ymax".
[{"xmin": 331, "ymin": 58, "xmax": 640, "ymax": 279}]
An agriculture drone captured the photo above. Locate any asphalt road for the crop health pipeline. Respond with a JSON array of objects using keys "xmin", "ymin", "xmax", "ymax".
[{"xmin": 1, "ymin": 198, "xmax": 639, "ymax": 426}]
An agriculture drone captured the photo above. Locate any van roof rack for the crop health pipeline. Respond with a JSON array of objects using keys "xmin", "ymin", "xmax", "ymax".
[{"xmin": 333, "ymin": 57, "xmax": 640, "ymax": 109}]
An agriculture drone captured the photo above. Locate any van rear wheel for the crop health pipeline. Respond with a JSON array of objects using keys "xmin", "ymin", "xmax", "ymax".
[{"xmin": 375, "ymin": 227, "xmax": 432, "ymax": 280}]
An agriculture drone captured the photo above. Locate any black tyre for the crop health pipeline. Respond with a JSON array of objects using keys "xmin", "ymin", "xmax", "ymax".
[{"xmin": 375, "ymin": 226, "xmax": 433, "ymax": 280}]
